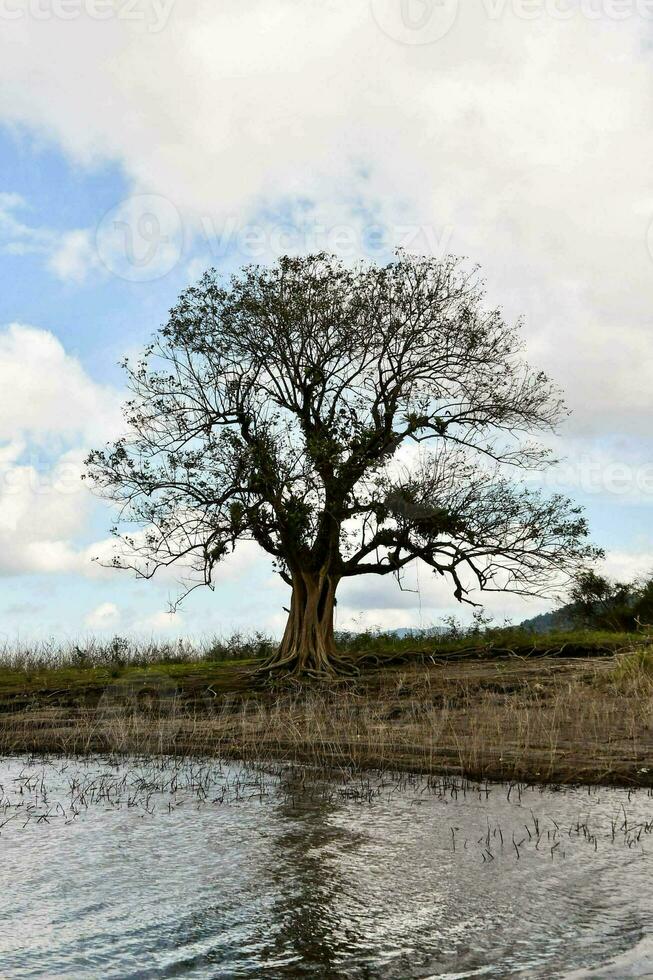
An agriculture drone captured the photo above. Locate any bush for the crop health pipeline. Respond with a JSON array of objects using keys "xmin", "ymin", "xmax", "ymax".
[{"xmin": 567, "ymin": 570, "xmax": 653, "ymax": 632}]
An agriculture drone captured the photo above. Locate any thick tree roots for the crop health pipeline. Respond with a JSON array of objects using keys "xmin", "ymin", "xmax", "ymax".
[
  {"xmin": 255, "ymin": 570, "xmax": 358, "ymax": 677},
  {"xmin": 256, "ymin": 647, "xmax": 359, "ymax": 679}
]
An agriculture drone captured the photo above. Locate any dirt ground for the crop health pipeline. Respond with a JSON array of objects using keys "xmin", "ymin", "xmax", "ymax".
[{"xmin": 1, "ymin": 651, "xmax": 651, "ymax": 787}]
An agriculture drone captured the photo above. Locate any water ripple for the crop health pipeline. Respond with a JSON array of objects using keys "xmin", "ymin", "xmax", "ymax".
[{"xmin": 0, "ymin": 757, "xmax": 652, "ymax": 978}]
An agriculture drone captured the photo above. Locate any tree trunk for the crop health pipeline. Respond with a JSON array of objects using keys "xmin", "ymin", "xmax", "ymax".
[{"xmin": 264, "ymin": 569, "xmax": 347, "ymax": 675}]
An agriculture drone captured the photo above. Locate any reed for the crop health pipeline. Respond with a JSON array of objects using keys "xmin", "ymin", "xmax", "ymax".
[
  {"xmin": 1, "ymin": 642, "xmax": 651, "ymax": 787},
  {"xmin": 3, "ymin": 753, "xmax": 653, "ymax": 863},
  {"xmin": 0, "ymin": 627, "xmax": 637, "ymax": 675}
]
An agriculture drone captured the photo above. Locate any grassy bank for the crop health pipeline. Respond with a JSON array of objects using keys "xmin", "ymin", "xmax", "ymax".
[{"xmin": 0, "ymin": 630, "xmax": 651, "ymax": 787}]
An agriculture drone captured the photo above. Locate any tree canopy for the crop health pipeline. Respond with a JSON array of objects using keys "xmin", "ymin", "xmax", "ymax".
[
  {"xmin": 567, "ymin": 570, "xmax": 653, "ymax": 632},
  {"xmin": 85, "ymin": 251, "xmax": 601, "ymax": 673}
]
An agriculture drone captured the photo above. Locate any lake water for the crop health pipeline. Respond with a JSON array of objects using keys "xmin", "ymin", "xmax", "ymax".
[{"xmin": 1, "ymin": 756, "xmax": 652, "ymax": 979}]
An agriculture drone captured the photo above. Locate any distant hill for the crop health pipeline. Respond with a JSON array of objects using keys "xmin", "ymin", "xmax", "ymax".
[
  {"xmin": 339, "ymin": 616, "xmax": 579, "ymax": 640},
  {"xmin": 519, "ymin": 606, "xmax": 576, "ymax": 634}
]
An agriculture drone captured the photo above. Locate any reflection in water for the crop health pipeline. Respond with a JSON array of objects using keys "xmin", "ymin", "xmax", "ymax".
[
  {"xmin": 0, "ymin": 757, "xmax": 652, "ymax": 979},
  {"xmin": 259, "ymin": 792, "xmax": 359, "ymax": 977}
]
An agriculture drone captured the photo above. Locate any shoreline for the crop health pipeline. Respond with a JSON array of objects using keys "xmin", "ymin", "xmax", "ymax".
[{"xmin": 1, "ymin": 644, "xmax": 652, "ymax": 789}]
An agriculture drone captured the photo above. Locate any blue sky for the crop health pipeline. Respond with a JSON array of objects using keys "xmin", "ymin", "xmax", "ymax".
[{"xmin": 1, "ymin": 1, "xmax": 652, "ymax": 642}]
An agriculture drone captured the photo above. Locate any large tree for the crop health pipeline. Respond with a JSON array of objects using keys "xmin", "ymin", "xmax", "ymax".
[{"xmin": 86, "ymin": 252, "xmax": 600, "ymax": 673}]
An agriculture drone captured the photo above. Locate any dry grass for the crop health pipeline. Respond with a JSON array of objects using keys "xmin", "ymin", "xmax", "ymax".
[{"xmin": 1, "ymin": 644, "xmax": 652, "ymax": 787}]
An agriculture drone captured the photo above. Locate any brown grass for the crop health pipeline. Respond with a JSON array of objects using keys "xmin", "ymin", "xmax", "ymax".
[{"xmin": 1, "ymin": 646, "xmax": 652, "ymax": 787}]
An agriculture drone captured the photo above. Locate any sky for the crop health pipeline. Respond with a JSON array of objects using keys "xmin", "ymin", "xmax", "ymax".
[{"xmin": 1, "ymin": 0, "xmax": 652, "ymax": 642}]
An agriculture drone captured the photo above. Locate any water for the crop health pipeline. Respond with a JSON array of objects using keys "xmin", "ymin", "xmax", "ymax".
[{"xmin": 1, "ymin": 757, "xmax": 653, "ymax": 979}]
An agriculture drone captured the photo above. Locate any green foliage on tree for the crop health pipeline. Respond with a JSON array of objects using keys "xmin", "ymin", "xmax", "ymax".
[{"xmin": 568, "ymin": 570, "xmax": 653, "ymax": 632}]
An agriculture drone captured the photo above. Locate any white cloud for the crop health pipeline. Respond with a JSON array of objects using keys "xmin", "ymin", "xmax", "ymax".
[
  {"xmin": 1, "ymin": 3, "xmax": 652, "ymax": 435},
  {"xmin": 0, "ymin": 323, "xmax": 121, "ymax": 444},
  {"xmin": 525, "ymin": 434, "xmax": 653, "ymax": 505},
  {"xmin": 335, "ymin": 547, "xmax": 653, "ymax": 631},
  {"xmin": 133, "ymin": 609, "xmax": 183, "ymax": 632},
  {"xmin": 48, "ymin": 229, "xmax": 99, "ymax": 282},
  {"xmin": 0, "ymin": 451, "xmax": 97, "ymax": 576},
  {"xmin": 85, "ymin": 601, "xmax": 121, "ymax": 629},
  {"xmin": 601, "ymin": 551, "xmax": 653, "ymax": 584},
  {"xmin": 0, "ymin": 440, "xmax": 26, "ymax": 468},
  {"xmin": 84, "ymin": 602, "xmax": 191, "ymax": 636},
  {"xmin": 0, "ymin": 324, "xmax": 123, "ymax": 577},
  {"xmin": 0, "ymin": 193, "xmax": 90, "ymax": 277},
  {"xmin": 336, "ymin": 558, "xmax": 550, "ymax": 629},
  {"xmin": 0, "ymin": 192, "xmax": 52, "ymax": 257}
]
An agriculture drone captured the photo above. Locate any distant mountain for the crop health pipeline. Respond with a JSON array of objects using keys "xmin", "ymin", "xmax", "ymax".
[
  {"xmin": 340, "ymin": 616, "xmax": 578, "ymax": 640},
  {"xmin": 519, "ymin": 605, "xmax": 576, "ymax": 634}
]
